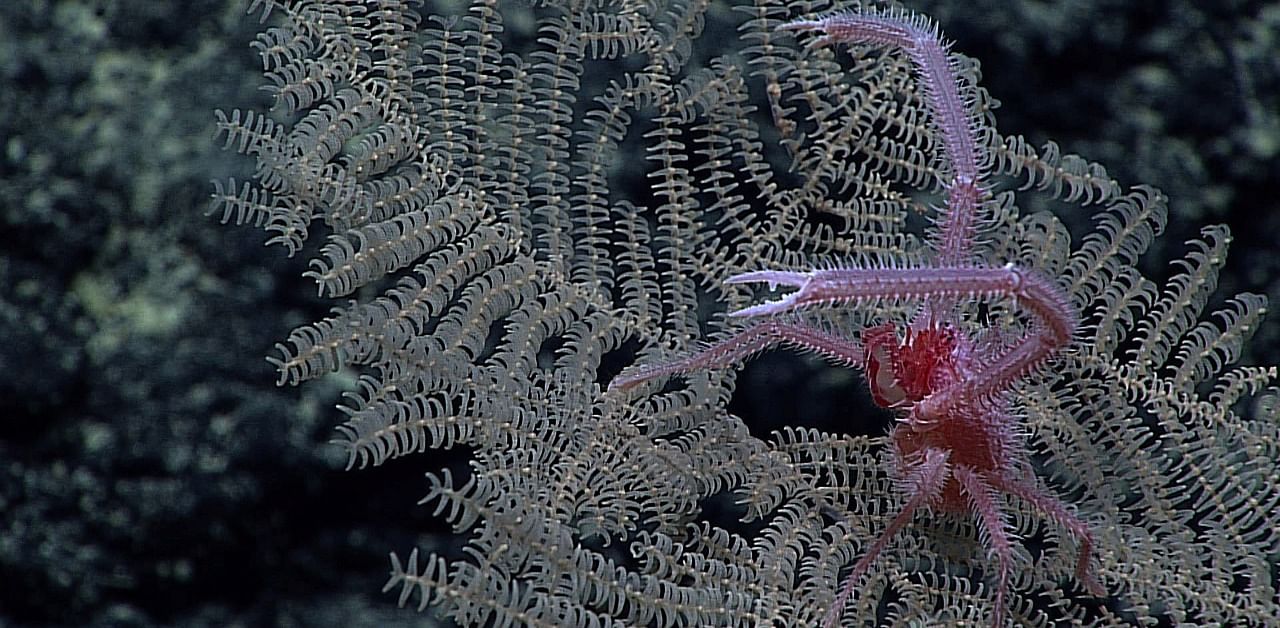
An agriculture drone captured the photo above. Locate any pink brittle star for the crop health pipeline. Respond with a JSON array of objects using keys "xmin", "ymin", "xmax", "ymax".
[{"xmin": 611, "ymin": 9, "xmax": 1106, "ymax": 627}]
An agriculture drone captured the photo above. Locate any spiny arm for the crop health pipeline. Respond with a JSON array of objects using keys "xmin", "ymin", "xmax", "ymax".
[
  {"xmin": 609, "ymin": 319, "xmax": 864, "ymax": 392},
  {"xmin": 782, "ymin": 10, "xmax": 985, "ymax": 266}
]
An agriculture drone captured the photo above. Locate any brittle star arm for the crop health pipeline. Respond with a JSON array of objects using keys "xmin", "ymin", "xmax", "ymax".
[
  {"xmin": 781, "ymin": 11, "xmax": 984, "ymax": 266},
  {"xmin": 988, "ymin": 472, "xmax": 1105, "ymax": 596},
  {"xmin": 953, "ymin": 466, "xmax": 1016, "ymax": 626},
  {"xmin": 609, "ymin": 319, "xmax": 864, "ymax": 392},
  {"xmin": 728, "ymin": 265, "xmax": 1077, "ymax": 428},
  {"xmin": 821, "ymin": 447, "xmax": 951, "ymax": 628}
]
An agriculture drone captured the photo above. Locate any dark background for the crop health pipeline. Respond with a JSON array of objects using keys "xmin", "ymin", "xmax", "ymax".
[{"xmin": 1, "ymin": 0, "xmax": 1276, "ymax": 625}]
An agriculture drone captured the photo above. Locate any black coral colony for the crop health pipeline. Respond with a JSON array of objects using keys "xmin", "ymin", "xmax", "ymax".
[{"xmin": 216, "ymin": 0, "xmax": 1280, "ymax": 625}]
